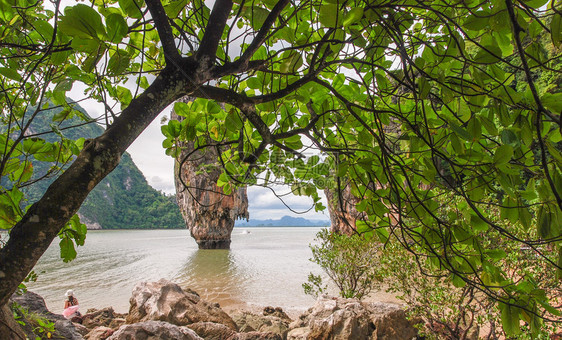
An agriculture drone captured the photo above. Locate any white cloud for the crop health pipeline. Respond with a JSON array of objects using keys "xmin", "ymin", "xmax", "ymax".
[{"xmin": 246, "ymin": 186, "xmax": 328, "ymax": 221}]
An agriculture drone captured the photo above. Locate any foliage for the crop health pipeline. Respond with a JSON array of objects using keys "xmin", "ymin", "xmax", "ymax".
[
  {"xmin": 11, "ymin": 302, "xmax": 55, "ymax": 339},
  {"xmin": 304, "ymin": 228, "xmax": 382, "ymax": 299},
  {"xmin": 376, "ymin": 193, "xmax": 561, "ymax": 339},
  {"xmin": 0, "ymin": 0, "xmax": 561, "ymax": 333},
  {"xmin": 16, "ymin": 270, "xmax": 38, "ymax": 296}
]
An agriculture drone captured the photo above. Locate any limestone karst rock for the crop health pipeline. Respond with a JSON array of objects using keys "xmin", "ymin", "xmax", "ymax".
[
  {"xmin": 172, "ymin": 97, "xmax": 249, "ymax": 249},
  {"xmin": 324, "ymin": 183, "xmax": 364, "ymax": 236}
]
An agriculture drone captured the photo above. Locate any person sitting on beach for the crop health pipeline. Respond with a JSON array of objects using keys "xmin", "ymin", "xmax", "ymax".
[{"xmin": 63, "ymin": 289, "xmax": 82, "ymax": 323}]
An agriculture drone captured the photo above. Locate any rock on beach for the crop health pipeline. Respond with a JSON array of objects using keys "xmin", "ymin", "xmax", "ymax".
[{"xmin": 3, "ymin": 279, "xmax": 417, "ymax": 340}]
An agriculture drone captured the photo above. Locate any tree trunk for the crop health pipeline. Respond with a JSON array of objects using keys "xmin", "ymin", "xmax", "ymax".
[
  {"xmin": 173, "ymin": 98, "xmax": 249, "ymax": 249},
  {"xmin": 0, "ymin": 65, "xmax": 192, "ymax": 306}
]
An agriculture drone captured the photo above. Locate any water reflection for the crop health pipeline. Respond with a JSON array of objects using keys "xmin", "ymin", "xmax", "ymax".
[{"xmin": 174, "ymin": 249, "xmax": 249, "ymax": 308}]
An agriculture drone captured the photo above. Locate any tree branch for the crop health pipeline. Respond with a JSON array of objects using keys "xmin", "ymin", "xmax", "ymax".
[
  {"xmin": 196, "ymin": 0, "xmax": 233, "ymax": 64},
  {"xmin": 145, "ymin": 0, "xmax": 181, "ymax": 65},
  {"xmin": 230, "ymin": 0, "xmax": 290, "ymax": 70}
]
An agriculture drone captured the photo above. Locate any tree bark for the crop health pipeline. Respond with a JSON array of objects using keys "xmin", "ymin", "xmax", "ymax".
[{"xmin": 0, "ymin": 65, "xmax": 192, "ymax": 306}]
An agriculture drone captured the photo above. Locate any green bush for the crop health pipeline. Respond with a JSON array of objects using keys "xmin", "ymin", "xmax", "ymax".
[
  {"xmin": 11, "ymin": 302, "xmax": 55, "ymax": 340},
  {"xmin": 304, "ymin": 228, "xmax": 382, "ymax": 300}
]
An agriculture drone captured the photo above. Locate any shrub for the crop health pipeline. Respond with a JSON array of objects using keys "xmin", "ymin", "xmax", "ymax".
[
  {"xmin": 304, "ymin": 228, "xmax": 382, "ymax": 300},
  {"xmin": 11, "ymin": 302, "xmax": 55, "ymax": 340}
]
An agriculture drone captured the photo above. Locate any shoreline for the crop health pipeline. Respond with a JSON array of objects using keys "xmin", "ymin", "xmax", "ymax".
[
  {"xmin": 82, "ymin": 226, "xmax": 328, "ymax": 230},
  {"xmin": 7, "ymin": 280, "xmax": 416, "ymax": 340}
]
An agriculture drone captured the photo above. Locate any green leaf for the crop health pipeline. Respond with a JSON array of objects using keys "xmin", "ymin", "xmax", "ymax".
[
  {"xmin": 463, "ymin": 11, "xmax": 489, "ymax": 31},
  {"xmin": 168, "ymin": 120, "xmax": 181, "ymax": 138},
  {"xmin": 225, "ymin": 111, "xmax": 243, "ymax": 131},
  {"xmin": 247, "ymin": 77, "xmax": 261, "ymax": 89},
  {"xmin": 449, "ymin": 122, "xmax": 472, "ymax": 141},
  {"xmin": 494, "ymin": 145, "xmax": 513, "ymax": 165},
  {"xmin": 54, "ymin": 79, "xmax": 74, "ymax": 93},
  {"xmin": 542, "ymin": 92, "xmax": 562, "ymax": 115},
  {"xmin": 106, "ymin": 13, "xmax": 128, "ymax": 43},
  {"xmin": 500, "ymin": 302, "xmax": 521, "ymax": 337},
  {"xmin": 487, "ymin": 249, "xmax": 507, "ymax": 260},
  {"xmin": 418, "ymin": 76, "xmax": 430, "ymax": 99},
  {"xmin": 23, "ymin": 138, "xmax": 46, "ymax": 154},
  {"xmin": 164, "ymin": 0, "xmax": 188, "ymax": 18},
  {"xmin": 116, "ymin": 86, "xmax": 132, "ymax": 107},
  {"xmin": 524, "ymin": 0, "xmax": 549, "ymax": 8},
  {"xmin": 59, "ymin": 237, "xmax": 77, "ymax": 263},
  {"xmin": 343, "ymin": 7, "xmax": 363, "ymax": 27},
  {"xmin": 473, "ymin": 45, "xmax": 503, "ymax": 64},
  {"xmin": 70, "ymin": 37, "xmax": 100, "ymax": 53},
  {"xmin": 537, "ymin": 205, "xmax": 553, "ymax": 239},
  {"xmin": 470, "ymin": 214, "xmax": 489, "ymax": 232},
  {"xmin": 108, "ymin": 49, "xmax": 130, "ymax": 75},
  {"xmin": 500, "ymin": 129, "xmax": 519, "ymax": 147},
  {"xmin": 0, "ymin": 67, "xmax": 21, "ymax": 81},
  {"xmin": 118, "ymin": 0, "xmax": 145, "ymax": 19},
  {"xmin": 283, "ymin": 134, "xmax": 303, "ymax": 149},
  {"xmin": 0, "ymin": 0, "xmax": 15, "ymax": 22},
  {"xmin": 59, "ymin": 4, "xmax": 106, "ymax": 40},
  {"xmin": 207, "ymin": 100, "xmax": 222, "ymax": 114},
  {"xmin": 319, "ymin": 3, "xmax": 340, "ymax": 28},
  {"xmin": 243, "ymin": 6, "xmax": 270, "ymax": 30},
  {"xmin": 451, "ymin": 274, "xmax": 466, "ymax": 288}
]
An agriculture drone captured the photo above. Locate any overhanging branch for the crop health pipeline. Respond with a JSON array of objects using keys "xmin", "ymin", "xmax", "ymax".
[
  {"xmin": 196, "ymin": 0, "xmax": 233, "ymax": 64},
  {"xmin": 145, "ymin": 0, "xmax": 182, "ymax": 65}
]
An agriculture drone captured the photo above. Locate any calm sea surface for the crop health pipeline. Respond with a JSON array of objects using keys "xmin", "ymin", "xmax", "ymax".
[{"xmin": 21, "ymin": 228, "xmax": 324, "ymax": 314}]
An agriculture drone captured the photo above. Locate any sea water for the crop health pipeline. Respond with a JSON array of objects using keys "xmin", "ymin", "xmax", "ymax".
[{"xmin": 24, "ymin": 227, "xmax": 324, "ymax": 314}]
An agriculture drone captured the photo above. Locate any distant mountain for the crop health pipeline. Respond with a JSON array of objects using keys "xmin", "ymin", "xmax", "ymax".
[
  {"xmin": 235, "ymin": 215, "xmax": 330, "ymax": 227},
  {"xmin": 12, "ymin": 103, "xmax": 184, "ymax": 229}
]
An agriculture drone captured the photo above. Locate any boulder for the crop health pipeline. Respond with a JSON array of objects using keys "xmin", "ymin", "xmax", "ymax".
[
  {"xmin": 85, "ymin": 326, "xmax": 114, "ymax": 340},
  {"xmin": 263, "ymin": 306, "xmax": 291, "ymax": 321},
  {"xmin": 288, "ymin": 296, "xmax": 417, "ymax": 340},
  {"xmin": 10, "ymin": 291, "xmax": 84, "ymax": 340},
  {"xmin": 237, "ymin": 331, "xmax": 283, "ymax": 340},
  {"xmin": 74, "ymin": 322, "xmax": 90, "ymax": 336},
  {"xmin": 187, "ymin": 321, "xmax": 237, "ymax": 339},
  {"xmin": 107, "ymin": 321, "xmax": 203, "ymax": 340},
  {"xmin": 230, "ymin": 310, "xmax": 290, "ymax": 339},
  {"xmin": 366, "ymin": 302, "xmax": 419, "ymax": 340},
  {"xmin": 126, "ymin": 279, "xmax": 237, "ymax": 330},
  {"xmin": 83, "ymin": 307, "xmax": 126, "ymax": 330},
  {"xmin": 10, "ymin": 291, "xmax": 50, "ymax": 314},
  {"xmin": 286, "ymin": 327, "xmax": 309, "ymax": 340}
]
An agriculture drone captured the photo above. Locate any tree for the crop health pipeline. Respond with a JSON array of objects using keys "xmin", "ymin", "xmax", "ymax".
[{"xmin": 1, "ymin": 0, "xmax": 561, "ymax": 334}]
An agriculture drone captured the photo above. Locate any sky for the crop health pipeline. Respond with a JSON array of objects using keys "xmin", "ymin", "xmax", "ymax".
[{"xmin": 72, "ymin": 93, "xmax": 329, "ymax": 221}]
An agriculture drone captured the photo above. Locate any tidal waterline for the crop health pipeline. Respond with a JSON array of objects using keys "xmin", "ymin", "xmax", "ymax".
[{"xmin": 24, "ymin": 227, "xmax": 323, "ymax": 314}]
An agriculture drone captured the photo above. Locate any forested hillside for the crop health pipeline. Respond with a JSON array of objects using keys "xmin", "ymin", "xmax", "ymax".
[{"xmin": 18, "ymin": 104, "xmax": 183, "ymax": 229}]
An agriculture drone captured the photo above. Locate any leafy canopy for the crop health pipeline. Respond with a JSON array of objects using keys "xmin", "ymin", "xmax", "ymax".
[{"xmin": 1, "ymin": 0, "xmax": 562, "ymax": 335}]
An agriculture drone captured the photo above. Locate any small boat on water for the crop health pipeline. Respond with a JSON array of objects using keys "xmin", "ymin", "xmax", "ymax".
[{"xmin": 241, "ymin": 230, "xmax": 251, "ymax": 234}]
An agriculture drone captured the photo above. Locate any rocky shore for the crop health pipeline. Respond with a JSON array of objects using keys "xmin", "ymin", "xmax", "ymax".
[{"xmin": 2, "ymin": 279, "xmax": 419, "ymax": 339}]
